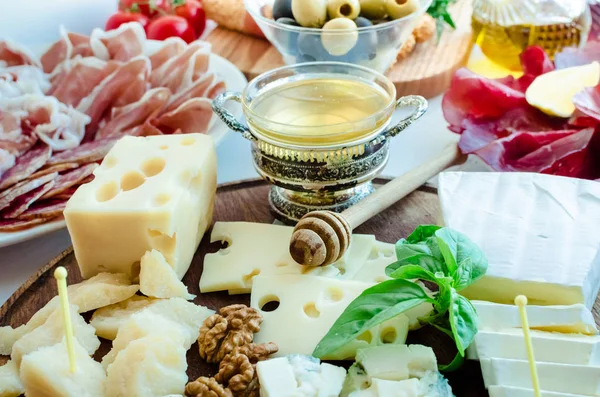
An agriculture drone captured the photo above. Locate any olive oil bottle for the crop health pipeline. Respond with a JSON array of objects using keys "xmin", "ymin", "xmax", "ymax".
[{"xmin": 471, "ymin": 0, "xmax": 591, "ymax": 71}]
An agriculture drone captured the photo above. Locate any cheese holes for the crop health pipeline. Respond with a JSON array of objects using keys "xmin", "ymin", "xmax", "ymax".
[
  {"xmin": 368, "ymin": 248, "xmax": 379, "ymax": 260},
  {"xmin": 102, "ymin": 156, "xmax": 117, "ymax": 169},
  {"xmin": 325, "ymin": 287, "xmax": 344, "ymax": 302},
  {"xmin": 180, "ymin": 137, "xmax": 196, "ymax": 146},
  {"xmin": 356, "ymin": 330, "xmax": 372, "ymax": 344},
  {"xmin": 159, "ymin": 145, "xmax": 168, "ymax": 150},
  {"xmin": 153, "ymin": 193, "xmax": 171, "ymax": 206},
  {"xmin": 258, "ymin": 294, "xmax": 280, "ymax": 312},
  {"xmin": 303, "ymin": 302, "xmax": 320, "ymax": 318},
  {"xmin": 375, "ymin": 276, "xmax": 387, "ymax": 283},
  {"xmin": 382, "ymin": 249, "xmax": 394, "ymax": 258},
  {"xmin": 243, "ymin": 269, "xmax": 261, "ymax": 284},
  {"xmin": 276, "ymin": 263, "xmax": 288, "ymax": 268},
  {"xmin": 141, "ymin": 157, "xmax": 165, "ymax": 177},
  {"xmin": 380, "ymin": 327, "xmax": 397, "ymax": 343},
  {"xmin": 96, "ymin": 181, "xmax": 119, "ymax": 202},
  {"xmin": 121, "ymin": 171, "xmax": 145, "ymax": 191}
]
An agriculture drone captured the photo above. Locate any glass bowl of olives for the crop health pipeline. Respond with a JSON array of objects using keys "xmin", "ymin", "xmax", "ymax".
[{"xmin": 245, "ymin": 0, "xmax": 432, "ymax": 73}]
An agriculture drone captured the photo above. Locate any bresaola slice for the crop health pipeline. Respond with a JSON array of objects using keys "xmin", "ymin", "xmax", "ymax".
[
  {"xmin": 47, "ymin": 139, "xmax": 117, "ymax": 165},
  {"xmin": 17, "ymin": 199, "xmax": 67, "ymax": 220},
  {"xmin": 1, "ymin": 179, "xmax": 55, "ymax": 218},
  {"xmin": 0, "ymin": 145, "xmax": 52, "ymax": 190},
  {"xmin": 41, "ymin": 163, "xmax": 98, "ymax": 199}
]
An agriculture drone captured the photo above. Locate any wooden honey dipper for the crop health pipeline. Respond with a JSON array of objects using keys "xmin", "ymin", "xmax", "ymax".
[{"xmin": 289, "ymin": 144, "xmax": 466, "ymax": 266}]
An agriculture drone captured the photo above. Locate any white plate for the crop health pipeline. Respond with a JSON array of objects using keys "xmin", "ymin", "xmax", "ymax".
[{"xmin": 0, "ymin": 47, "xmax": 247, "ymax": 248}]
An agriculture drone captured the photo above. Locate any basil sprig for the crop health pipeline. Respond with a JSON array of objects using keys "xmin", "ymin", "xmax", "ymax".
[{"xmin": 312, "ymin": 225, "xmax": 488, "ymax": 371}]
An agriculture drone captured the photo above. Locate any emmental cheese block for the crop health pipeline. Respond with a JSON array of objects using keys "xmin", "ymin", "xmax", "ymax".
[
  {"xmin": 200, "ymin": 222, "xmax": 376, "ymax": 294},
  {"xmin": 439, "ymin": 172, "xmax": 600, "ymax": 308},
  {"xmin": 65, "ymin": 134, "xmax": 217, "ymax": 280},
  {"xmin": 250, "ymin": 275, "xmax": 410, "ymax": 360},
  {"xmin": 351, "ymin": 241, "xmax": 396, "ymax": 283},
  {"xmin": 472, "ymin": 301, "xmax": 597, "ymax": 335}
]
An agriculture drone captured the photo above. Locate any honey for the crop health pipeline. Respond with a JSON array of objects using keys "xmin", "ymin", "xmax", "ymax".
[
  {"xmin": 247, "ymin": 76, "xmax": 394, "ymax": 146},
  {"xmin": 471, "ymin": 0, "xmax": 590, "ymax": 71}
]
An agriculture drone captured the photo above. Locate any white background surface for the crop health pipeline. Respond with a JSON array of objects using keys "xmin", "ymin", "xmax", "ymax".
[{"xmin": 0, "ymin": 4, "xmax": 476, "ymax": 306}]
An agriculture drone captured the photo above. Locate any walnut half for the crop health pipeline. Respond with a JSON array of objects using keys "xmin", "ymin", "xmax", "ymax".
[{"xmin": 185, "ymin": 377, "xmax": 233, "ymax": 397}]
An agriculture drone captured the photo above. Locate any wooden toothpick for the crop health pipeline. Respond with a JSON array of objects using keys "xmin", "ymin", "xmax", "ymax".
[
  {"xmin": 54, "ymin": 266, "xmax": 76, "ymax": 373},
  {"xmin": 515, "ymin": 295, "xmax": 541, "ymax": 397}
]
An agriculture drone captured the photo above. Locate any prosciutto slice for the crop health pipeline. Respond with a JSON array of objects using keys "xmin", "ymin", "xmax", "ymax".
[
  {"xmin": 154, "ymin": 98, "xmax": 213, "ymax": 134},
  {"xmin": 90, "ymin": 22, "xmax": 146, "ymax": 62},
  {"xmin": 0, "ymin": 66, "xmax": 50, "ymax": 98},
  {"xmin": 97, "ymin": 87, "xmax": 170, "ymax": 139},
  {"xmin": 150, "ymin": 41, "xmax": 211, "ymax": 92},
  {"xmin": 0, "ymin": 40, "xmax": 40, "ymax": 68},
  {"xmin": 165, "ymin": 73, "xmax": 216, "ymax": 111},
  {"xmin": 148, "ymin": 37, "xmax": 186, "ymax": 70}
]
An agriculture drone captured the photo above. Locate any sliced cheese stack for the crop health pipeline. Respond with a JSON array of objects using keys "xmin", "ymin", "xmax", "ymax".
[{"xmin": 65, "ymin": 134, "xmax": 217, "ymax": 280}]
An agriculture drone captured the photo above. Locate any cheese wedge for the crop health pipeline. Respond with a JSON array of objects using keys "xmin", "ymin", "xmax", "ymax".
[
  {"xmin": 481, "ymin": 358, "xmax": 600, "ymax": 395},
  {"xmin": 11, "ymin": 304, "xmax": 100, "ymax": 367},
  {"xmin": 201, "ymin": 222, "xmax": 377, "ymax": 294},
  {"xmin": 0, "ymin": 361, "xmax": 24, "ymax": 397},
  {"xmin": 90, "ymin": 295, "xmax": 157, "ymax": 340},
  {"xmin": 488, "ymin": 385, "xmax": 587, "ymax": 397},
  {"xmin": 472, "ymin": 301, "xmax": 597, "ymax": 335},
  {"xmin": 467, "ymin": 329, "xmax": 600, "ymax": 364},
  {"xmin": 20, "ymin": 340, "xmax": 106, "ymax": 397},
  {"xmin": 439, "ymin": 172, "xmax": 600, "ymax": 308},
  {"xmin": 251, "ymin": 275, "xmax": 410, "ymax": 360},
  {"xmin": 65, "ymin": 134, "xmax": 217, "ymax": 280},
  {"xmin": 140, "ymin": 250, "xmax": 195, "ymax": 300},
  {"xmin": 105, "ymin": 335, "xmax": 188, "ymax": 397},
  {"xmin": 0, "ymin": 272, "xmax": 137, "ymax": 354}
]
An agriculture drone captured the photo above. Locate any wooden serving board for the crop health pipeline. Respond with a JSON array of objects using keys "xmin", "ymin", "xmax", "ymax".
[
  {"xmin": 205, "ymin": 1, "xmax": 473, "ymax": 99},
  {"xmin": 1, "ymin": 178, "xmax": 489, "ymax": 396}
]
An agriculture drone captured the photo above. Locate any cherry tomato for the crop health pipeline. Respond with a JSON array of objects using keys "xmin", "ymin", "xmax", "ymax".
[
  {"xmin": 105, "ymin": 11, "xmax": 150, "ymax": 31},
  {"xmin": 172, "ymin": 0, "xmax": 207, "ymax": 37},
  {"xmin": 147, "ymin": 15, "xmax": 196, "ymax": 43},
  {"xmin": 118, "ymin": 0, "xmax": 169, "ymax": 17}
]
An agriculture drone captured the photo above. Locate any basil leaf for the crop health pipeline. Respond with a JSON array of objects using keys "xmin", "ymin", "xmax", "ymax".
[
  {"xmin": 435, "ymin": 228, "xmax": 488, "ymax": 290},
  {"xmin": 312, "ymin": 280, "xmax": 433, "ymax": 358},
  {"xmin": 386, "ymin": 264, "xmax": 438, "ymax": 282},
  {"xmin": 392, "ymin": 240, "xmax": 447, "ymax": 276},
  {"xmin": 438, "ymin": 351, "xmax": 465, "ymax": 372},
  {"xmin": 449, "ymin": 290, "xmax": 478, "ymax": 356},
  {"xmin": 435, "ymin": 277, "xmax": 453, "ymax": 313},
  {"xmin": 406, "ymin": 225, "xmax": 442, "ymax": 243}
]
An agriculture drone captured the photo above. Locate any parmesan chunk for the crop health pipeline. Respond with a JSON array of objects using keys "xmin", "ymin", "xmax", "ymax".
[
  {"xmin": 90, "ymin": 295, "xmax": 157, "ymax": 340},
  {"xmin": 0, "ymin": 361, "xmax": 24, "ymax": 397},
  {"xmin": 140, "ymin": 250, "xmax": 195, "ymax": 300}
]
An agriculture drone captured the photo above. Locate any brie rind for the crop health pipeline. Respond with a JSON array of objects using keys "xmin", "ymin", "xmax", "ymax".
[{"xmin": 439, "ymin": 172, "xmax": 600, "ymax": 308}]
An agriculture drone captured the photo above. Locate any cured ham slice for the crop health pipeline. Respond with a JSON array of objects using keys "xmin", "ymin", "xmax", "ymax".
[
  {"xmin": 150, "ymin": 41, "xmax": 211, "ymax": 92},
  {"xmin": 69, "ymin": 33, "xmax": 94, "ymax": 58},
  {"xmin": 90, "ymin": 22, "xmax": 146, "ymax": 62},
  {"xmin": 0, "ymin": 172, "xmax": 57, "ymax": 211},
  {"xmin": 0, "ymin": 66, "xmax": 50, "ymax": 98},
  {"xmin": 154, "ymin": 98, "xmax": 213, "ymax": 134},
  {"xmin": 40, "ymin": 27, "xmax": 72, "ymax": 74},
  {"xmin": 0, "ymin": 149, "xmax": 15, "ymax": 179},
  {"xmin": 17, "ymin": 198, "xmax": 67, "ymax": 220},
  {"xmin": 0, "ymin": 144, "xmax": 51, "ymax": 189},
  {"xmin": 47, "ymin": 139, "xmax": 117, "ymax": 166},
  {"xmin": 205, "ymin": 79, "xmax": 226, "ymax": 100},
  {"xmin": 97, "ymin": 88, "xmax": 170, "ymax": 139},
  {"xmin": 165, "ymin": 73, "xmax": 215, "ymax": 112},
  {"xmin": 0, "ymin": 40, "xmax": 40, "ymax": 68},
  {"xmin": 1, "ymin": 179, "xmax": 55, "ymax": 218},
  {"xmin": 28, "ymin": 162, "xmax": 79, "ymax": 180},
  {"xmin": 0, "ymin": 217, "xmax": 46, "ymax": 231},
  {"xmin": 49, "ymin": 57, "xmax": 114, "ymax": 107},
  {"xmin": 77, "ymin": 57, "xmax": 150, "ymax": 138},
  {"xmin": 147, "ymin": 37, "xmax": 186, "ymax": 70},
  {"xmin": 41, "ymin": 162, "xmax": 97, "ymax": 199}
]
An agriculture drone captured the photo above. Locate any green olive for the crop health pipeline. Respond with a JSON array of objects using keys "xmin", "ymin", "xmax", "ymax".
[
  {"xmin": 327, "ymin": 0, "xmax": 360, "ymax": 20},
  {"xmin": 292, "ymin": 0, "xmax": 327, "ymax": 27},
  {"xmin": 321, "ymin": 18, "xmax": 359, "ymax": 56},
  {"xmin": 385, "ymin": 0, "xmax": 418, "ymax": 20},
  {"xmin": 358, "ymin": 0, "xmax": 386, "ymax": 20}
]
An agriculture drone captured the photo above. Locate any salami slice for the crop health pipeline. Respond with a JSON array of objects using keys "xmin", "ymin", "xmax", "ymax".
[
  {"xmin": 1, "ymin": 180, "xmax": 56, "ymax": 218},
  {"xmin": 42, "ymin": 163, "xmax": 98, "ymax": 199},
  {"xmin": 47, "ymin": 139, "xmax": 117, "ymax": 166},
  {"xmin": 17, "ymin": 199, "xmax": 67, "ymax": 220},
  {"xmin": 0, "ymin": 172, "xmax": 57, "ymax": 211},
  {"xmin": 28, "ymin": 162, "xmax": 79, "ymax": 180},
  {"xmin": 0, "ymin": 145, "xmax": 52, "ymax": 190},
  {"xmin": 0, "ymin": 217, "xmax": 47, "ymax": 232}
]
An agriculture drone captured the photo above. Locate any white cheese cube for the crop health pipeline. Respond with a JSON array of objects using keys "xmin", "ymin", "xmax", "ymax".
[
  {"xmin": 140, "ymin": 250, "xmax": 195, "ymax": 300},
  {"xmin": 0, "ymin": 361, "xmax": 24, "ymax": 397},
  {"xmin": 488, "ymin": 385, "xmax": 587, "ymax": 397},
  {"xmin": 256, "ymin": 355, "xmax": 346, "ymax": 397},
  {"xmin": 251, "ymin": 275, "xmax": 409, "ymax": 359},
  {"xmin": 472, "ymin": 301, "xmax": 597, "ymax": 335},
  {"xmin": 467, "ymin": 328, "xmax": 600, "ymax": 364},
  {"xmin": 105, "ymin": 335, "xmax": 188, "ymax": 397},
  {"xmin": 200, "ymin": 222, "xmax": 376, "ymax": 294},
  {"xmin": 20, "ymin": 340, "xmax": 106, "ymax": 397},
  {"xmin": 355, "ymin": 345, "xmax": 438, "ymax": 381},
  {"xmin": 351, "ymin": 378, "xmax": 419, "ymax": 397},
  {"xmin": 481, "ymin": 357, "xmax": 600, "ymax": 395},
  {"xmin": 11, "ymin": 304, "xmax": 100, "ymax": 367},
  {"xmin": 65, "ymin": 134, "xmax": 217, "ymax": 280},
  {"xmin": 439, "ymin": 172, "xmax": 600, "ymax": 308},
  {"xmin": 90, "ymin": 295, "xmax": 158, "ymax": 340}
]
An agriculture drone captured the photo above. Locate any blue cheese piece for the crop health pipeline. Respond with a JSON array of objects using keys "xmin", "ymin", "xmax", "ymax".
[
  {"xmin": 439, "ymin": 172, "xmax": 600, "ymax": 308},
  {"xmin": 256, "ymin": 355, "xmax": 346, "ymax": 397}
]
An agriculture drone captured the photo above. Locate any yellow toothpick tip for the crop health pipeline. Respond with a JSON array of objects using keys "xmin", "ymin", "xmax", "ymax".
[
  {"xmin": 515, "ymin": 295, "xmax": 541, "ymax": 397},
  {"xmin": 54, "ymin": 266, "xmax": 77, "ymax": 373}
]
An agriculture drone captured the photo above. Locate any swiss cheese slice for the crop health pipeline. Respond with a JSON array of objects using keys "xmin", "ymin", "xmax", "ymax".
[
  {"xmin": 439, "ymin": 172, "xmax": 600, "ymax": 308},
  {"xmin": 0, "ymin": 360, "xmax": 24, "ymax": 397},
  {"xmin": 20, "ymin": 340, "xmax": 106, "ymax": 397},
  {"xmin": 140, "ymin": 250, "xmax": 195, "ymax": 300},
  {"xmin": 352, "ymin": 241, "xmax": 396, "ymax": 283},
  {"xmin": 200, "ymin": 222, "xmax": 376, "ymax": 294},
  {"xmin": 65, "ymin": 134, "xmax": 217, "ymax": 280},
  {"xmin": 250, "ymin": 275, "xmax": 410, "ymax": 360}
]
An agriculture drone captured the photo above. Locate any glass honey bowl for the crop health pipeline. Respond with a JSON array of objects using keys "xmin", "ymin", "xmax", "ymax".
[{"xmin": 212, "ymin": 62, "xmax": 427, "ymax": 223}]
